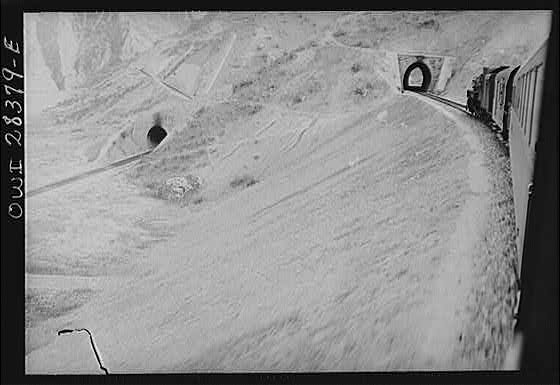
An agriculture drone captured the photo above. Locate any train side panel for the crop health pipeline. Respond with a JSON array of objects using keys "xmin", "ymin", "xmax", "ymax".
[
  {"xmin": 493, "ymin": 66, "xmax": 520, "ymax": 132},
  {"xmin": 488, "ymin": 72, "xmax": 498, "ymax": 114},
  {"xmin": 479, "ymin": 66, "xmax": 509, "ymax": 121},
  {"xmin": 488, "ymin": 67, "xmax": 509, "ymax": 117},
  {"xmin": 493, "ymin": 69, "xmax": 509, "ymax": 129},
  {"xmin": 504, "ymin": 66, "xmax": 520, "ymax": 132},
  {"xmin": 509, "ymin": 41, "xmax": 548, "ymax": 271},
  {"xmin": 483, "ymin": 73, "xmax": 492, "ymax": 112}
]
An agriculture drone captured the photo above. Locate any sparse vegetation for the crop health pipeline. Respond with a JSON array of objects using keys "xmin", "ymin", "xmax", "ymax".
[
  {"xmin": 419, "ymin": 19, "xmax": 439, "ymax": 30},
  {"xmin": 244, "ymin": 103, "xmax": 263, "ymax": 115},
  {"xmin": 352, "ymin": 81, "xmax": 374, "ymax": 97},
  {"xmin": 353, "ymin": 87, "xmax": 367, "ymax": 96},
  {"xmin": 233, "ymin": 80, "xmax": 254, "ymax": 93},
  {"xmin": 230, "ymin": 174, "xmax": 258, "ymax": 189},
  {"xmin": 292, "ymin": 95, "xmax": 304, "ymax": 104},
  {"xmin": 26, "ymin": 288, "xmax": 94, "ymax": 328},
  {"xmin": 352, "ymin": 41, "xmax": 370, "ymax": 48},
  {"xmin": 351, "ymin": 63, "xmax": 362, "ymax": 73}
]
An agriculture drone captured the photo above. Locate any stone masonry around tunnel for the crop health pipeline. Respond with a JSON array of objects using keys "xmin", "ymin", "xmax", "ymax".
[{"xmin": 396, "ymin": 53, "xmax": 455, "ymax": 93}]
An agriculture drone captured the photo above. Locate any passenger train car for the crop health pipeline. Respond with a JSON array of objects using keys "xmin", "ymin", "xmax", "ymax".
[
  {"xmin": 467, "ymin": 21, "xmax": 557, "ymax": 373},
  {"xmin": 466, "ymin": 40, "xmax": 548, "ymax": 273},
  {"xmin": 508, "ymin": 41, "xmax": 548, "ymax": 272}
]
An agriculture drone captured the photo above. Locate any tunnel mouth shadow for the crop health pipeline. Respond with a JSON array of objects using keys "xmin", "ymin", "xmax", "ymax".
[
  {"xmin": 403, "ymin": 61, "xmax": 432, "ymax": 92},
  {"xmin": 147, "ymin": 124, "xmax": 168, "ymax": 148}
]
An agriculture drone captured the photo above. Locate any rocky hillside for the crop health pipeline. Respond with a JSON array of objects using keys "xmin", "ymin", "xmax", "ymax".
[
  {"xmin": 27, "ymin": 13, "xmax": 195, "ymax": 90},
  {"xmin": 25, "ymin": 11, "xmax": 551, "ymax": 116},
  {"xmin": 25, "ymin": 11, "xmax": 553, "ymax": 373},
  {"xmin": 332, "ymin": 11, "xmax": 551, "ymax": 98}
]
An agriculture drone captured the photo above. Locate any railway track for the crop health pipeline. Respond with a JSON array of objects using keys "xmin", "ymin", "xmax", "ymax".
[
  {"xmin": 410, "ymin": 90, "xmax": 468, "ymax": 113},
  {"xmin": 27, "ymin": 149, "xmax": 153, "ymax": 198},
  {"xmin": 411, "ymin": 90, "xmax": 510, "ymax": 147}
]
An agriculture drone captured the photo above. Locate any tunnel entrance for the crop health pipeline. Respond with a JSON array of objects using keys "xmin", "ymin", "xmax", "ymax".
[
  {"xmin": 147, "ymin": 124, "xmax": 167, "ymax": 148},
  {"xmin": 403, "ymin": 61, "xmax": 432, "ymax": 91}
]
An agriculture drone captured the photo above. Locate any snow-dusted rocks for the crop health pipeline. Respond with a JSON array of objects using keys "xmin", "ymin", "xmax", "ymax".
[{"xmin": 160, "ymin": 175, "xmax": 202, "ymax": 200}]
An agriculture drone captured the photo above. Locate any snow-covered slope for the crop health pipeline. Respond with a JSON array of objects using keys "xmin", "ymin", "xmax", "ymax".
[{"xmin": 25, "ymin": 12, "xmax": 552, "ymax": 372}]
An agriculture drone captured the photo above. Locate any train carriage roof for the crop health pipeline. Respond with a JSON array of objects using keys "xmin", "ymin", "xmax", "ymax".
[
  {"xmin": 495, "ymin": 65, "xmax": 521, "ymax": 83},
  {"xmin": 517, "ymin": 39, "xmax": 548, "ymax": 75},
  {"xmin": 490, "ymin": 65, "xmax": 510, "ymax": 74}
]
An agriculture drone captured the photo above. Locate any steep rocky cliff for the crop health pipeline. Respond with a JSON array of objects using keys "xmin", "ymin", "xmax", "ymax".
[{"xmin": 26, "ymin": 12, "xmax": 192, "ymax": 91}]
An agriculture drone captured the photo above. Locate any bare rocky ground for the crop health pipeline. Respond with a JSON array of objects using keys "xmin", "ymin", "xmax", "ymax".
[
  {"xmin": 458, "ymin": 116, "xmax": 519, "ymax": 369},
  {"xmin": 24, "ymin": 11, "xmax": 550, "ymax": 373}
]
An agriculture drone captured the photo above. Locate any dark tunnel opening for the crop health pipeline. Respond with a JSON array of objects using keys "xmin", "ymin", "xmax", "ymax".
[
  {"xmin": 147, "ymin": 124, "xmax": 168, "ymax": 148},
  {"xmin": 403, "ymin": 61, "xmax": 432, "ymax": 92}
]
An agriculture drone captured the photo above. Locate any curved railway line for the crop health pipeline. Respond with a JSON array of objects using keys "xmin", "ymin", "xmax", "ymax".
[
  {"xmin": 411, "ymin": 91, "xmax": 468, "ymax": 113},
  {"xmin": 409, "ymin": 90, "xmax": 511, "ymax": 146},
  {"xmin": 27, "ymin": 149, "xmax": 154, "ymax": 198},
  {"xmin": 27, "ymin": 92, "xmax": 474, "ymax": 200}
]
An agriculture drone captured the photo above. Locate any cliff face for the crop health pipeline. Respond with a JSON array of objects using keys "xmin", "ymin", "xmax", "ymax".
[
  {"xmin": 34, "ymin": 14, "xmax": 67, "ymax": 90},
  {"xmin": 26, "ymin": 12, "xmax": 192, "ymax": 91}
]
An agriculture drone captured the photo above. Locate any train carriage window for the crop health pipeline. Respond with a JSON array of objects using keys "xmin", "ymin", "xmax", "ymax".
[
  {"xmin": 524, "ymin": 70, "xmax": 531, "ymax": 133},
  {"xmin": 498, "ymin": 79, "xmax": 503, "ymax": 111},
  {"xmin": 523, "ymin": 71, "xmax": 530, "ymax": 134},
  {"xmin": 522, "ymin": 73, "xmax": 528, "ymax": 133},
  {"xmin": 520, "ymin": 75, "xmax": 525, "ymax": 128},
  {"xmin": 529, "ymin": 64, "xmax": 543, "ymax": 148},
  {"xmin": 525, "ymin": 70, "xmax": 535, "ymax": 136},
  {"xmin": 516, "ymin": 79, "xmax": 521, "ymax": 111},
  {"xmin": 525, "ymin": 73, "xmax": 530, "ymax": 131},
  {"xmin": 528, "ymin": 73, "xmax": 532, "ymax": 121},
  {"xmin": 528, "ymin": 68, "xmax": 537, "ymax": 146},
  {"xmin": 513, "ymin": 79, "xmax": 520, "ymax": 115},
  {"xmin": 513, "ymin": 82, "xmax": 516, "ymax": 111},
  {"xmin": 511, "ymin": 82, "xmax": 517, "ymax": 111},
  {"xmin": 514, "ymin": 80, "xmax": 518, "ymax": 111},
  {"xmin": 498, "ymin": 79, "xmax": 502, "ymax": 105},
  {"xmin": 519, "ymin": 77, "xmax": 523, "ymax": 111},
  {"xmin": 519, "ymin": 76, "xmax": 524, "ymax": 127},
  {"xmin": 497, "ymin": 79, "xmax": 502, "ymax": 107},
  {"xmin": 525, "ymin": 72, "xmax": 531, "ymax": 133}
]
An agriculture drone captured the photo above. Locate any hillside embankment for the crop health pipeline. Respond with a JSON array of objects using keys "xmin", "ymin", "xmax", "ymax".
[{"xmin": 25, "ymin": 11, "xmax": 550, "ymax": 372}]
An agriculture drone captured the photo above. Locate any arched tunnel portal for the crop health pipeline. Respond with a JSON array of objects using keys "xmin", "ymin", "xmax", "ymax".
[
  {"xmin": 147, "ymin": 124, "xmax": 168, "ymax": 148},
  {"xmin": 403, "ymin": 61, "xmax": 432, "ymax": 91}
]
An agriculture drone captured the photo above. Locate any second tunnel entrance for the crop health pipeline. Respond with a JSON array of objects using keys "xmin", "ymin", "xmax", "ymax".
[{"xmin": 147, "ymin": 124, "xmax": 167, "ymax": 148}]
